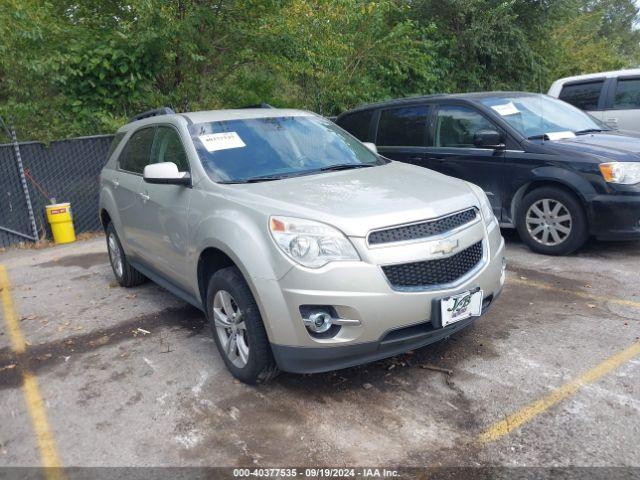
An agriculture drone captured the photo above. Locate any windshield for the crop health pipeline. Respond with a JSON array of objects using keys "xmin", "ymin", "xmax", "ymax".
[
  {"xmin": 189, "ymin": 115, "xmax": 384, "ymax": 183},
  {"xmin": 478, "ymin": 95, "xmax": 607, "ymax": 139}
]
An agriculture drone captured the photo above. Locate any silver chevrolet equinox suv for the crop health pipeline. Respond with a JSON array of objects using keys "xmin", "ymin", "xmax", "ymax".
[{"xmin": 99, "ymin": 107, "xmax": 506, "ymax": 383}]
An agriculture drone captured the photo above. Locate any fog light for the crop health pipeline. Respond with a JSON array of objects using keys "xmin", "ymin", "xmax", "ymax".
[
  {"xmin": 306, "ymin": 311, "xmax": 333, "ymax": 333},
  {"xmin": 500, "ymin": 257, "xmax": 507, "ymax": 286}
]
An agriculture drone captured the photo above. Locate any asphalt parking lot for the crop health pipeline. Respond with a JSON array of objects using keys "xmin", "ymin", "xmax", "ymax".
[{"xmin": 0, "ymin": 233, "xmax": 639, "ymax": 468}]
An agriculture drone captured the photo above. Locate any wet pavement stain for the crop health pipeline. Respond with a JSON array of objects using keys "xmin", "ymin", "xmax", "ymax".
[
  {"xmin": 0, "ymin": 305, "xmax": 205, "ymax": 390},
  {"xmin": 71, "ymin": 273, "xmax": 97, "ymax": 282},
  {"xmin": 173, "ymin": 334, "xmax": 489, "ymax": 466},
  {"xmin": 507, "ymin": 265, "xmax": 640, "ymax": 310},
  {"xmin": 36, "ymin": 252, "xmax": 109, "ymax": 269}
]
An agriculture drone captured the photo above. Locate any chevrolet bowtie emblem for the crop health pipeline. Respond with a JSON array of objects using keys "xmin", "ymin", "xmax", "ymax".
[{"xmin": 432, "ymin": 239, "xmax": 459, "ymax": 255}]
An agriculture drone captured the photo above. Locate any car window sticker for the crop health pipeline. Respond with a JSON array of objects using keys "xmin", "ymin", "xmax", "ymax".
[
  {"xmin": 491, "ymin": 102, "xmax": 520, "ymax": 116},
  {"xmin": 199, "ymin": 132, "xmax": 246, "ymax": 152}
]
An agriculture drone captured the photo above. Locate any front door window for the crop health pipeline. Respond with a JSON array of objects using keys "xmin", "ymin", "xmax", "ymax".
[
  {"xmin": 151, "ymin": 127, "xmax": 190, "ymax": 172},
  {"xmin": 435, "ymin": 105, "xmax": 494, "ymax": 148}
]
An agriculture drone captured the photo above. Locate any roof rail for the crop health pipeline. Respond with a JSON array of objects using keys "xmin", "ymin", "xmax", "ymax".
[
  {"xmin": 130, "ymin": 107, "xmax": 176, "ymax": 122},
  {"xmin": 238, "ymin": 103, "xmax": 275, "ymax": 109}
]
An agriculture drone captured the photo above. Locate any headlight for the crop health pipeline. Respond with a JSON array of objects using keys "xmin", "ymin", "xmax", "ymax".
[
  {"xmin": 269, "ymin": 216, "xmax": 360, "ymax": 268},
  {"xmin": 467, "ymin": 182, "xmax": 496, "ymax": 225},
  {"xmin": 599, "ymin": 162, "xmax": 640, "ymax": 185},
  {"xmin": 479, "ymin": 196, "xmax": 494, "ymax": 224}
]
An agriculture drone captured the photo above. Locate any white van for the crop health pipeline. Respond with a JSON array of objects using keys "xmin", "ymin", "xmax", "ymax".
[{"xmin": 548, "ymin": 69, "xmax": 640, "ymax": 133}]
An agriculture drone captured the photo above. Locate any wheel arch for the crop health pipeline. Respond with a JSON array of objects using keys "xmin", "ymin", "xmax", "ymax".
[
  {"xmin": 99, "ymin": 208, "xmax": 112, "ymax": 231},
  {"xmin": 196, "ymin": 246, "xmax": 237, "ymax": 307},
  {"xmin": 194, "ymin": 242, "xmax": 282, "ymax": 343},
  {"xmin": 509, "ymin": 167, "xmax": 595, "ymax": 224},
  {"xmin": 194, "ymin": 241, "xmax": 274, "ymax": 311}
]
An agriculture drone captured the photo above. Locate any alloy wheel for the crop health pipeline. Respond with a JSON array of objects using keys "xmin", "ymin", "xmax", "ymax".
[
  {"xmin": 525, "ymin": 198, "xmax": 572, "ymax": 246},
  {"xmin": 213, "ymin": 290, "xmax": 249, "ymax": 368},
  {"xmin": 107, "ymin": 233, "xmax": 124, "ymax": 278}
]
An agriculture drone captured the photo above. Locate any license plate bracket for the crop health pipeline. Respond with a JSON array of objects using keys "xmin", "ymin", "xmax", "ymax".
[{"xmin": 438, "ymin": 288, "xmax": 483, "ymax": 328}]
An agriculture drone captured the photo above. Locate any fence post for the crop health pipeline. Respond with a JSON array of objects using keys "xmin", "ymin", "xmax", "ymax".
[{"xmin": 9, "ymin": 125, "xmax": 39, "ymax": 242}]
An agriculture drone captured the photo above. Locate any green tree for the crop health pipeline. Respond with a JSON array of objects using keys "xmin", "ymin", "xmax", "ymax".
[{"xmin": 1, "ymin": 0, "xmax": 639, "ymax": 140}]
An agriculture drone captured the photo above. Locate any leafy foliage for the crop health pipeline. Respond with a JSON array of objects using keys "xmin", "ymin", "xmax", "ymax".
[{"xmin": 1, "ymin": 0, "xmax": 639, "ymax": 140}]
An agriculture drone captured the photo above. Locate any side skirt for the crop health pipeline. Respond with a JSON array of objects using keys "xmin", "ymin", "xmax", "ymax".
[{"xmin": 130, "ymin": 261, "xmax": 204, "ymax": 312}]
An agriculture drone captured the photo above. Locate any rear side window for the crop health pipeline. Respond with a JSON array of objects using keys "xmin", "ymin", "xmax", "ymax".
[
  {"xmin": 151, "ymin": 127, "xmax": 190, "ymax": 172},
  {"xmin": 119, "ymin": 127, "xmax": 155, "ymax": 174},
  {"xmin": 337, "ymin": 111, "xmax": 374, "ymax": 141},
  {"xmin": 613, "ymin": 78, "xmax": 640, "ymax": 109},
  {"xmin": 376, "ymin": 105, "xmax": 429, "ymax": 146},
  {"xmin": 106, "ymin": 132, "xmax": 125, "ymax": 162},
  {"xmin": 558, "ymin": 80, "xmax": 604, "ymax": 110}
]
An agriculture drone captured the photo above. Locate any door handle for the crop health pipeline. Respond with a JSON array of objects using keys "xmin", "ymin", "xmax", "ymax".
[
  {"xmin": 113, "ymin": 179, "xmax": 119, "ymax": 189},
  {"xmin": 409, "ymin": 155, "xmax": 425, "ymax": 161},
  {"xmin": 139, "ymin": 192, "xmax": 150, "ymax": 202}
]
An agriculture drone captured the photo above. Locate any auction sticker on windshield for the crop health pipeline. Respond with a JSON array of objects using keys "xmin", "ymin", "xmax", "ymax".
[
  {"xmin": 440, "ymin": 289, "xmax": 483, "ymax": 327},
  {"xmin": 491, "ymin": 102, "xmax": 520, "ymax": 116},
  {"xmin": 199, "ymin": 132, "xmax": 246, "ymax": 152}
]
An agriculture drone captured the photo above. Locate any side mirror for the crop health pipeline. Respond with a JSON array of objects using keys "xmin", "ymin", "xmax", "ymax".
[
  {"xmin": 143, "ymin": 162, "xmax": 191, "ymax": 186},
  {"xmin": 363, "ymin": 142, "xmax": 378, "ymax": 154},
  {"xmin": 473, "ymin": 130, "xmax": 505, "ymax": 149}
]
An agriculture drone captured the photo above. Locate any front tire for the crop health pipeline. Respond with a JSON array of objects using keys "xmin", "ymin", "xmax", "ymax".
[
  {"xmin": 516, "ymin": 186, "xmax": 588, "ymax": 255},
  {"xmin": 206, "ymin": 266, "xmax": 279, "ymax": 384},
  {"xmin": 106, "ymin": 223, "xmax": 146, "ymax": 287}
]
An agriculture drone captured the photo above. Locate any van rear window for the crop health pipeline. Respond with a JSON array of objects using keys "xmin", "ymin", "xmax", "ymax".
[
  {"xmin": 337, "ymin": 111, "xmax": 374, "ymax": 141},
  {"xmin": 559, "ymin": 81, "xmax": 604, "ymax": 111},
  {"xmin": 613, "ymin": 78, "xmax": 640, "ymax": 109}
]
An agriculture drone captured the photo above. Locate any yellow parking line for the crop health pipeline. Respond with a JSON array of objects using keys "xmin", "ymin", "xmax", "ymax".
[
  {"xmin": 478, "ymin": 340, "xmax": 640, "ymax": 443},
  {"xmin": 510, "ymin": 275, "xmax": 640, "ymax": 309},
  {"xmin": 0, "ymin": 266, "xmax": 26, "ymax": 353},
  {"xmin": 0, "ymin": 265, "xmax": 64, "ymax": 479}
]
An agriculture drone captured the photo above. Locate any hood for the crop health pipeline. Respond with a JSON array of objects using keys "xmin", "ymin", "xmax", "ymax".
[
  {"xmin": 228, "ymin": 162, "xmax": 480, "ymax": 237},
  {"xmin": 541, "ymin": 131, "xmax": 640, "ymax": 162}
]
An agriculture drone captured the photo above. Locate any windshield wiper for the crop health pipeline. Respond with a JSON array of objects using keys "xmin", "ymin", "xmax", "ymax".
[
  {"xmin": 220, "ymin": 174, "xmax": 294, "ymax": 184},
  {"xmin": 317, "ymin": 163, "xmax": 375, "ymax": 172},
  {"xmin": 220, "ymin": 164, "xmax": 375, "ymax": 184},
  {"xmin": 574, "ymin": 128, "xmax": 607, "ymax": 135}
]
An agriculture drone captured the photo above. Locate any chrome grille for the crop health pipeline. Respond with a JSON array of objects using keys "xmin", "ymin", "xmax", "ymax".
[
  {"xmin": 382, "ymin": 241, "xmax": 483, "ymax": 289},
  {"xmin": 368, "ymin": 208, "xmax": 477, "ymax": 245}
]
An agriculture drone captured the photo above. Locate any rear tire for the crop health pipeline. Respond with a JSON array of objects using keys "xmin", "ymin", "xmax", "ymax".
[
  {"xmin": 516, "ymin": 186, "xmax": 588, "ymax": 255},
  {"xmin": 206, "ymin": 266, "xmax": 279, "ymax": 384},
  {"xmin": 106, "ymin": 223, "xmax": 146, "ymax": 287}
]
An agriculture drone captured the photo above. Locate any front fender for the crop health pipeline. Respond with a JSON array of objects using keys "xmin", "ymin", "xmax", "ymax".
[
  {"xmin": 189, "ymin": 210, "xmax": 294, "ymax": 342},
  {"xmin": 530, "ymin": 166, "xmax": 597, "ymax": 200},
  {"xmin": 507, "ymin": 166, "xmax": 597, "ymax": 223},
  {"xmin": 189, "ymin": 209, "xmax": 292, "ymax": 298}
]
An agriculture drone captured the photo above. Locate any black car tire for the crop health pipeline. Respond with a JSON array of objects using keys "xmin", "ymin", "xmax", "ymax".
[
  {"xmin": 106, "ymin": 222, "xmax": 147, "ymax": 287},
  {"xmin": 516, "ymin": 186, "xmax": 588, "ymax": 255},
  {"xmin": 206, "ymin": 266, "xmax": 279, "ymax": 384}
]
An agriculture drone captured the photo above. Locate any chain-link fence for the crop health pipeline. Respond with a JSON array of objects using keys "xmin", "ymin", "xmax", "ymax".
[{"xmin": 0, "ymin": 133, "xmax": 114, "ymax": 248}]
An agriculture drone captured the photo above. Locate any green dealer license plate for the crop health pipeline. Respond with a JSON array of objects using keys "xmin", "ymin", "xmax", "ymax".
[{"xmin": 440, "ymin": 289, "xmax": 483, "ymax": 327}]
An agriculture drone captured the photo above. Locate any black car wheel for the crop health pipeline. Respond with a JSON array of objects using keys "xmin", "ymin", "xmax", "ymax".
[
  {"xmin": 206, "ymin": 266, "xmax": 279, "ymax": 384},
  {"xmin": 106, "ymin": 222, "xmax": 147, "ymax": 287},
  {"xmin": 516, "ymin": 186, "xmax": 588, "ymax": 255}
]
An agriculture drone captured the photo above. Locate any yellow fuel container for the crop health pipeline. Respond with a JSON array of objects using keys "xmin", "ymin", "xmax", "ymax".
[{"xmin": 46, "ymin": 202, "xmax": 76, "ymax": 244}]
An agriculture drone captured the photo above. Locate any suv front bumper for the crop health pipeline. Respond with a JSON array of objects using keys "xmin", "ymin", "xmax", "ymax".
[
  {"xmin": 252, "ymin": 223, "xmax": 505, "ymax": 373},
  {"xmin": 271, "ymin": 288, "xmax": 501, "ymax": 373},
  {"xmin": 589, "ymin": 193, "xmax": 640, "ymax": 240}
]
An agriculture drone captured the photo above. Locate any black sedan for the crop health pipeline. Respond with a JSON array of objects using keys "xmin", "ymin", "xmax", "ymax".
[{"xmin": 336, "ymin": 92, "xmax": 640, "ymax": 255}]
